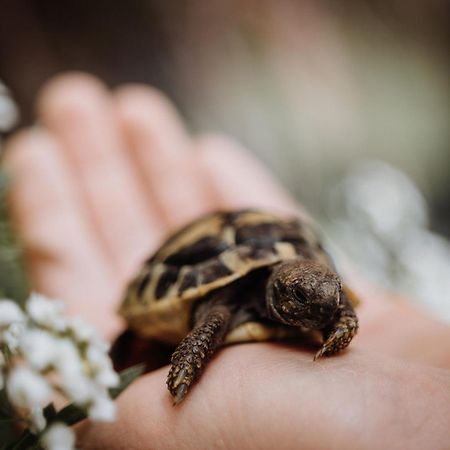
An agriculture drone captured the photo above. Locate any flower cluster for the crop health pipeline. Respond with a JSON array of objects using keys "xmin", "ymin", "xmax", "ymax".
[{"xmin": 0, "ymin": 293, "xmax": 120, "ymax": 449}]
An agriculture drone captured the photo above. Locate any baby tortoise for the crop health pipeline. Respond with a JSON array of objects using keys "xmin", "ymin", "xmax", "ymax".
[{"xmin": 119, "ymin": 209, "xmax": 359, "ymax": 404}]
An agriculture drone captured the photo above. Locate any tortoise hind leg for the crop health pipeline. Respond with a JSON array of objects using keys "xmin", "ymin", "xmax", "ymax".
[
  {"xmin": 167, "ymin": 303, "xmax": 232, "ymax": 404},
  {"xmin": 314, "ymin": 290, "xmax": 358, "ymax": 360}
]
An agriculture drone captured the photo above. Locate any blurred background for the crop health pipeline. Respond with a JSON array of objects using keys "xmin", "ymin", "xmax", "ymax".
[{"xmin": 0, "ymin": 0, "xmax": 449, "ymax": 320}]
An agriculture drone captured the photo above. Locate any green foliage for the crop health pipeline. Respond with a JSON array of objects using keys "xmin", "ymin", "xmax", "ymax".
[
  {"xmin": 0, "ymin": 389, "xmax": 17, "ymax": 448},
  {"xmin": 0, "ymin": 171, "xmax": 29, "ymax": 304}
]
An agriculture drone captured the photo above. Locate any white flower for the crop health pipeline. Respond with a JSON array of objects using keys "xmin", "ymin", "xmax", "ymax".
[
  {"xmin": 53, "ymin": 338, "xmax": 95, "ymax": 404},
  {"xmin": 26, "ymin": 293, "xmax": 65, "ymax": 330},
  {"xmin": 92, "ymin": 336, "xmax": 110, "ymax": 353},
  {"xmin": 6, "ymin": 366, "xmax": 52, "ymax": 409},
  {"xmin": 0, "ymin": 82, "xmax": 19, "ymax": 132},
  {"xmin": 86, "ymin": 345, "xmax": 111, "ymax": 372},
  {"xmin": 69, "ymin": 316, "xmax": 111, "ymax": 354},
  {"xmin": 68, "ymin": 317, "xmax": 95, "ymax": 343},
  {"xmin": 2, "ymin": 291, "xmax": 124, "ymax": 445},
  {"xmin": 95, "ymin": 366, "xmax": 120, "ymax": 388},
  {"xmin": 19, "ymin": 329, "xmax": 59, "ymax": 370},
  {"xmin": 62, "ymin": 373, "xmax": 95, "ymax": 404},
  {"xmin": 54, "ymin": 338, "xmax": 84, "ymax": 378},
  {"xmin": 0, "ymin": 300, "xmax": 24, "ymax": 327},
  {"xmin": 2, "ymin": 322, "xmax": 25, "ymax": 352},
  {"xmin": 41, "ymin": 423, "xmax": 75, "ymax": 450},
  {"xmin": 88, "ymin": 394, "xmax": 117, "ymax": 421},
  {"xmin": 30, "ymin": 406, "xmax": 47, "ymax": 432}
]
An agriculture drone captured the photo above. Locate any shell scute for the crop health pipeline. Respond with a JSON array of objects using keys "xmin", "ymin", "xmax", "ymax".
[
  {"xmin": 164, "ymin": 235, "xmax": 229, "ymax": 266},
  {"xmin": 155, "ymin": 266, "xmax": 180, "ymax": 299}
]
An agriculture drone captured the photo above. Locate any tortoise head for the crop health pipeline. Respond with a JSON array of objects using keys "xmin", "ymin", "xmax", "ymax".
[{"xmin": 266, "ymin": 260, "xmax": 341, "ymax": 329}]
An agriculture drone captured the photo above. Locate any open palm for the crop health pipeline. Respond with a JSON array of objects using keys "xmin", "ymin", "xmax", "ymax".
[{"xmin": 4, "ymin": 74, "xmax": 450, "ymax": 449}]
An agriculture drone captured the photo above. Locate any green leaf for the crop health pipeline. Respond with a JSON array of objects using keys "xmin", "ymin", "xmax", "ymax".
[
  {"xmin": 109, "ymin": 364, "xmax": 145, "ymax": 399},
  {"xmin": 42, "ymin": 404, "xmax": 57, "ymax": 422},
  {"xmin": 4, "ymin": 431, "xmax": 38, "ymax": 450},
  {"xmin": 0, "ymin": 170, "xmax": 29, "ymax": 305},
  {"xmin": 0, "ymin": 389, "xmax": 18, "ymax": 447},
  {"xmin": 53, "ymin": 364, "xmax": 145, "ymax": 426},
  {"xmin": 0, "ymin": 389, "xmax": 14, "ymax": 418}
]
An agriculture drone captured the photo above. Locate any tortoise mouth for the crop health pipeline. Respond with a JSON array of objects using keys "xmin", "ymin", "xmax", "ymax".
[
  {"xmin": 275, "ymin": 308, "xmax": 337, "ymax": 329},
  {"xmin": 293, "ymin": 310, "xmax": 337, "ymax": 329}
]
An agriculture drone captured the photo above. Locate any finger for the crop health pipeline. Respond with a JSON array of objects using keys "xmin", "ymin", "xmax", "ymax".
[
  {"xmin": 37, "ymin": 73, "xmax": 164, "ymax": 281},
  {"xmin": 3, "ymin": 127, "xmax": 121, "ymax": 339},
  {"xmin": 196, "ymin": 134, "xmax": 306, "ymax": 217},
  {"xmin": 114, "ymin": 85, "xmax": 212, "ymax": 230}
]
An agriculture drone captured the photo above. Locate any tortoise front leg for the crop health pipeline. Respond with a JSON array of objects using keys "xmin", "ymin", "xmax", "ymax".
[
  {"xmin": 167, "ymin": 304, "xmax": 232, "ymax": 404},
  {"xmin": 314, "ymin": 291, "xmax": 358, "ymax": 360}
]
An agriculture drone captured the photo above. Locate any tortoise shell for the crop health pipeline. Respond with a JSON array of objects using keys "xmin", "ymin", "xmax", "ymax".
[{"xmin": 119, "ymin": 209, "xmax": 337, "ymax": 344}]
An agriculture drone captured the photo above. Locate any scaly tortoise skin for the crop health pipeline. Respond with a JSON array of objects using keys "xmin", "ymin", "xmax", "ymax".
[{"xmin": 119, "ymin": 209, "xmax": 359, "ymax": 404}]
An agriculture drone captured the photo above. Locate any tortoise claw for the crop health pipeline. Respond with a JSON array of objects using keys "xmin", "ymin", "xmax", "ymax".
[
  {"xmin": 313, "ymin": 348, "xmax": 325, "ymax": 361},
  {"xmin": 314, "ymin": 315, "xmax": 358, "ymax": 361},
  {"xmin": 167, "ymin": 365, "xmax": 193, "ymax": 406},
  {"xmin": 170, "ymin": 368, "xmax": 189, "ymax": 405},
  {"xmin": 313, "ymin": 342, "xmax": 337, "ymax": 360},
  {"xmin": 173, "ymin": 383, "xmax": 188, "ymax": 405}
]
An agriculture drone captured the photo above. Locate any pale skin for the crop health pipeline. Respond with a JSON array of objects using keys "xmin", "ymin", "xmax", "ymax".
[{"xmin": 3, "ymin": 73, "xmax": 450, "ymax": 450}]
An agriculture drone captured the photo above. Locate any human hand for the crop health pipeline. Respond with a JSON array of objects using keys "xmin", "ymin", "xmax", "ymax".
[{"xmin": 3, "ymin": 73, "xmax": 450, "ymax": 449}]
